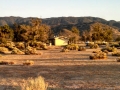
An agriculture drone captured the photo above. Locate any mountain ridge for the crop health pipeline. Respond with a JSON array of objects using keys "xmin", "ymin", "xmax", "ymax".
[{"xmin": 0, "ymin": 16, "xmax": 120, "ymax": 33}]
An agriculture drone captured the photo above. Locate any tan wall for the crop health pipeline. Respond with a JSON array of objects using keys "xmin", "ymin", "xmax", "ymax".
[{"xmin": 55, "ymin": 38, "xmax": 68, "ymax": 46}]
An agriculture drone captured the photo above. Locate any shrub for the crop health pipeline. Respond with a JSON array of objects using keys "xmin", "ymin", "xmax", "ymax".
[
  {"xmin": 93, "ymin": 50, "xmax": 100, "ymax": 53},
  {"xmin": 5, "ymin": 41, "xmax": 15, "ymax": 50},
  {"xmin": 21, "ymin": 76, "xmax": 47, "ymax": 90},
  {"xmin": 101, "ymin": 47, "xmax": 117, "ymax": 52},
  {"xmin": 23, "ymin": 60, "xmax": 34, "ymax": 66},
  {"xmin": 29, "ymin": 41, "xmax": 48, "ymax": 50},
  {"xmin": 78, "ymin": 46, "xmax": 86, "ymax": 51},
  {"xmin": 61, "ymin": 48, "xmax": 69, "ymax": 52},
  {"xmin": 102, "ymin": 50, "xmax": 109, "ymax": 54},
  {"xmin": 0, "ymin": 61, "xmax": 15, "ymax": 65},
  {"xmin": 15, "ymin": 42, "xmax": 25, "ymax": 50},
  {"xmin": 65, "ymin": 44, "xmax": 79, "ymax": 50},
  {"xmin": 11, "ymin": 47, "xmax": 25, "ymax": 54},
  {"xmin": 117, "ymin": 58, "xmax": 120, "ymax": 62},
  {"xmin": 112, "ymin": 52, "xmax": 120, "ymax": 56},
  {"xmin": 0, "ymin": 47, "xmax": 9, "ymax": 54},
  {"xmin": 90, "ymin": 51, "xmax": 107, "ymax": 60},
  {"xmin": 90, "ymin": 44, "xmax": 99, "ymax": 49},
  {"xmin": 110, "ymin": 43, "xmax": 119, "ymax": 48},
  {"xmin": 25, "ymin": 46, "xmax": 37, "ymax": 55}
]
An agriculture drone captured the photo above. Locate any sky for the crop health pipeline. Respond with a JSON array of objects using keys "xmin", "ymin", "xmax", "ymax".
[{"xmin": 0, "ymin": 0, "xmax": 120, "ymax": 21}]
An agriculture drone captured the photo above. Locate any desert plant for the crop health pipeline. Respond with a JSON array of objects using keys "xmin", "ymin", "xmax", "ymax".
[
  {"xmin": 92, "ymin": 50, "xmax": 101, "ymax": 53},
  {"xmin": 29, "ymin": 41, "xmax": 48, "ymax": 50},
  {"xmin": 101, "ymin": 46, "xmax": 117, "ymax": 52},
  {"xmin": 78, "ymin": 46, "xmax": 86, "ymax": 51},
  {"xmin": 61, "ymin": 48, "xmax": 69, "ymax": 52},
  {"xmin": 116, "ymin": 58, "xmax": 120, "ymax": 62},
  {"xmin": 23, "ymin": 60, "xmax": 34, "ymax": 66},
  {"xmin": 112, "ymin": 52, "xmax": 120, "ymax": 56},
  {"xmin": 90, "ymin": 51, "xmax": 107, "ymax": 60},
  {"xmin": 90, "ymin": 44, "xmax": 99, "ymax": 49},
  {"xmin": 0, "ymin": 47, "xmax": 9, "ymax": 54},
  {"xmin": 65, "ymin": 44, "xmax": 79, "ymax": 50},
  {"xmin": 21, "ymin": 76, "xmax": 48, "ymax": 90},
  {"xmin": 15, "ymin": 42, "xmax": 25, "ymax": 50},
  {"xmin": 0, "ymin": 61, "xmax": 15, "ymax": 65},
  {"xmin": 25, "ymin": 46, "xmax": 37, "ymax": 55},
  {"xmin": 11, "ymin": 47, "xmax": 25, "ymax": 54}
]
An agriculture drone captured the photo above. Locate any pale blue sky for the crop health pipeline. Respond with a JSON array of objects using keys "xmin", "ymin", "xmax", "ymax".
[{"xmin": 0, "ymin": 0, "xmax": 120, "ymax": 21}]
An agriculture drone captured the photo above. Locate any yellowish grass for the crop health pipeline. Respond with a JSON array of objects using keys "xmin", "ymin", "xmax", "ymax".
[
  {"xmin": 21, "ymin": 76, "xmax": 48, "ymax": 90},
  {"xmin": 23, "ymin": 60, "xmax": 34, "ymax": 66}
]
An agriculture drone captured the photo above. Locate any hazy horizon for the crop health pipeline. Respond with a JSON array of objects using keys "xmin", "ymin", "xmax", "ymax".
[{"xmin": 0, "ymin": 0, "xmax": 120, "ymax": 21}]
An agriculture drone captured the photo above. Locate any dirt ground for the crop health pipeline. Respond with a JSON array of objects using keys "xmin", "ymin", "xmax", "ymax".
[{"xmin": 0, "ymin": 47, "xmax": 120, "ymax": 90}]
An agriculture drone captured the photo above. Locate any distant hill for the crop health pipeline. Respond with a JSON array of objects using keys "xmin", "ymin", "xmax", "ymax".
[{"xmin": 0, "ymin": 16, "xmax": 120, "ymax": 34}]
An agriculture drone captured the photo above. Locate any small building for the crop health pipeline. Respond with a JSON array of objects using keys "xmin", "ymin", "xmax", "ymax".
[{"xmin": 49, "ymin": 36, "xmax": 69, "ymax": 46}]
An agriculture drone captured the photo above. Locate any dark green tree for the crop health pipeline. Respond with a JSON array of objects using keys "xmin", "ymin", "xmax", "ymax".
[{"xmin": 0, "ymin": 25, "xmax": 14, "ymax": 43}]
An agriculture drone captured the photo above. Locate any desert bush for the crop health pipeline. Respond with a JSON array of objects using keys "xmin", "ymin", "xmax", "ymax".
[
  {"xmin": 23, "ymin": 60, "xmax": 34, "ymax": 66},
  {"xmin": 25, "ymin": 46, "xmax": 37, "ymax": 55},
  {"xmin": 0, "ymin": 47, "xmax": 9, "ymax": 54},
  {"xmin": 101, "ymin": 46, "xmax": 117, "ymax": 52},
  {"xmin": 89, "ymin": 44, "xmax": 99, "ymax": 49},
  {"xmin": 112, "ymin": 52, "xmax": 120, "ymax": 56},
  {"xmin": 0, "ymin": 61, "xmax": 15, "ymax": 65},
  {"xmin": 15, "ymin": 42, "xmax": 25, "ymax": 50},
  {"xmin": 11, "ymin": 47, "xmax": 25, "ymax": 54},
  {"xmin": 102, "ymin": 50, "xmax": 109, "ymax": 54},
  {"xmin": 110, "ymin": 43, "xmax": 120, "ymax": 48},
  {"xmin": 5, "ymin": 41, "xmax": 15, "ymax": 50},
  {"xmin": 61, "ymin": 48, "xmax": 69, "ymax": 52},
  {"xmin": 29, "ymin": 41, "xmax": 48, "ymax": 50},
  {"xmin": 65, "ymin": 44, "xmax": 79, "ymax": 50},
  {"xmin": 21, "ymin": 76, "xmax": 47, "ymax": 90},
  {"xmin": 116, "ymin": 58, "xmax": 120, "ymax": 62},
  {"xmin": 90, "ymin": 51, "xmax": 107, "ymax": 59},
  {"xmin": 78, "ymin": 46, "xmax": 86, "ymax": 51}
]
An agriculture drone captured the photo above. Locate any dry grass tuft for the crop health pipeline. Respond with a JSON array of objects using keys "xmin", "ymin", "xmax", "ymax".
[
  {"xmin": 0, "ymin": 61, "xmax": 15, "ymax": 65},
  {"xmin": 21, "ymin": 76, "xmax": 48, "ymax": 90},
  {"xmin": 23, "ymin": 60, "xmax": 34, "ymax": 66}
]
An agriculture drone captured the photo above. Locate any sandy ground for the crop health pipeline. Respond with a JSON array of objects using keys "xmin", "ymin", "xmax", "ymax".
[{"xmin": 0, "ymin": 47, "xmax": 120, "ymax": 90}]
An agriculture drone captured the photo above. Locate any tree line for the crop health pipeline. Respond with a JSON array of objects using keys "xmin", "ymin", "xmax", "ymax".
[{"xmin": 0, "ymin": 18, "xmax": 115, "ymax": 45}]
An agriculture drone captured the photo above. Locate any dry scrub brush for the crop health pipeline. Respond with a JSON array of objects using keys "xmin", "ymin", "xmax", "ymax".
[
  {"xmin": 90, "ymin": 51, "xmax": 107, "ymax": 60},
  {"xmin": 0, "ymin": 61, "xmax": 15, "ymax": 65},
  {"xmin": 78, "ymin": 46, "xmax": 86, "ymax": 51},
  {"xmin": 23, "ymin": 60, "xmax": 34, "ymax": 66},
  {"xmin": 11, "ymin": 47, "xmax": 25, "ymax": 54},
  {"xmin": 21, "ymin": 76, "xmax": 48, "ymax": 90},
  {"xmin": 0, "ymin": 47, "xmax": 9, "ymax": 54},
  {"xmin": 101, "ymin": 46, "xmax": 117, "ymax": 52},
  {"xmin": 89, "ymin": 44, "xmax": 99, "ymax": 49}
]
